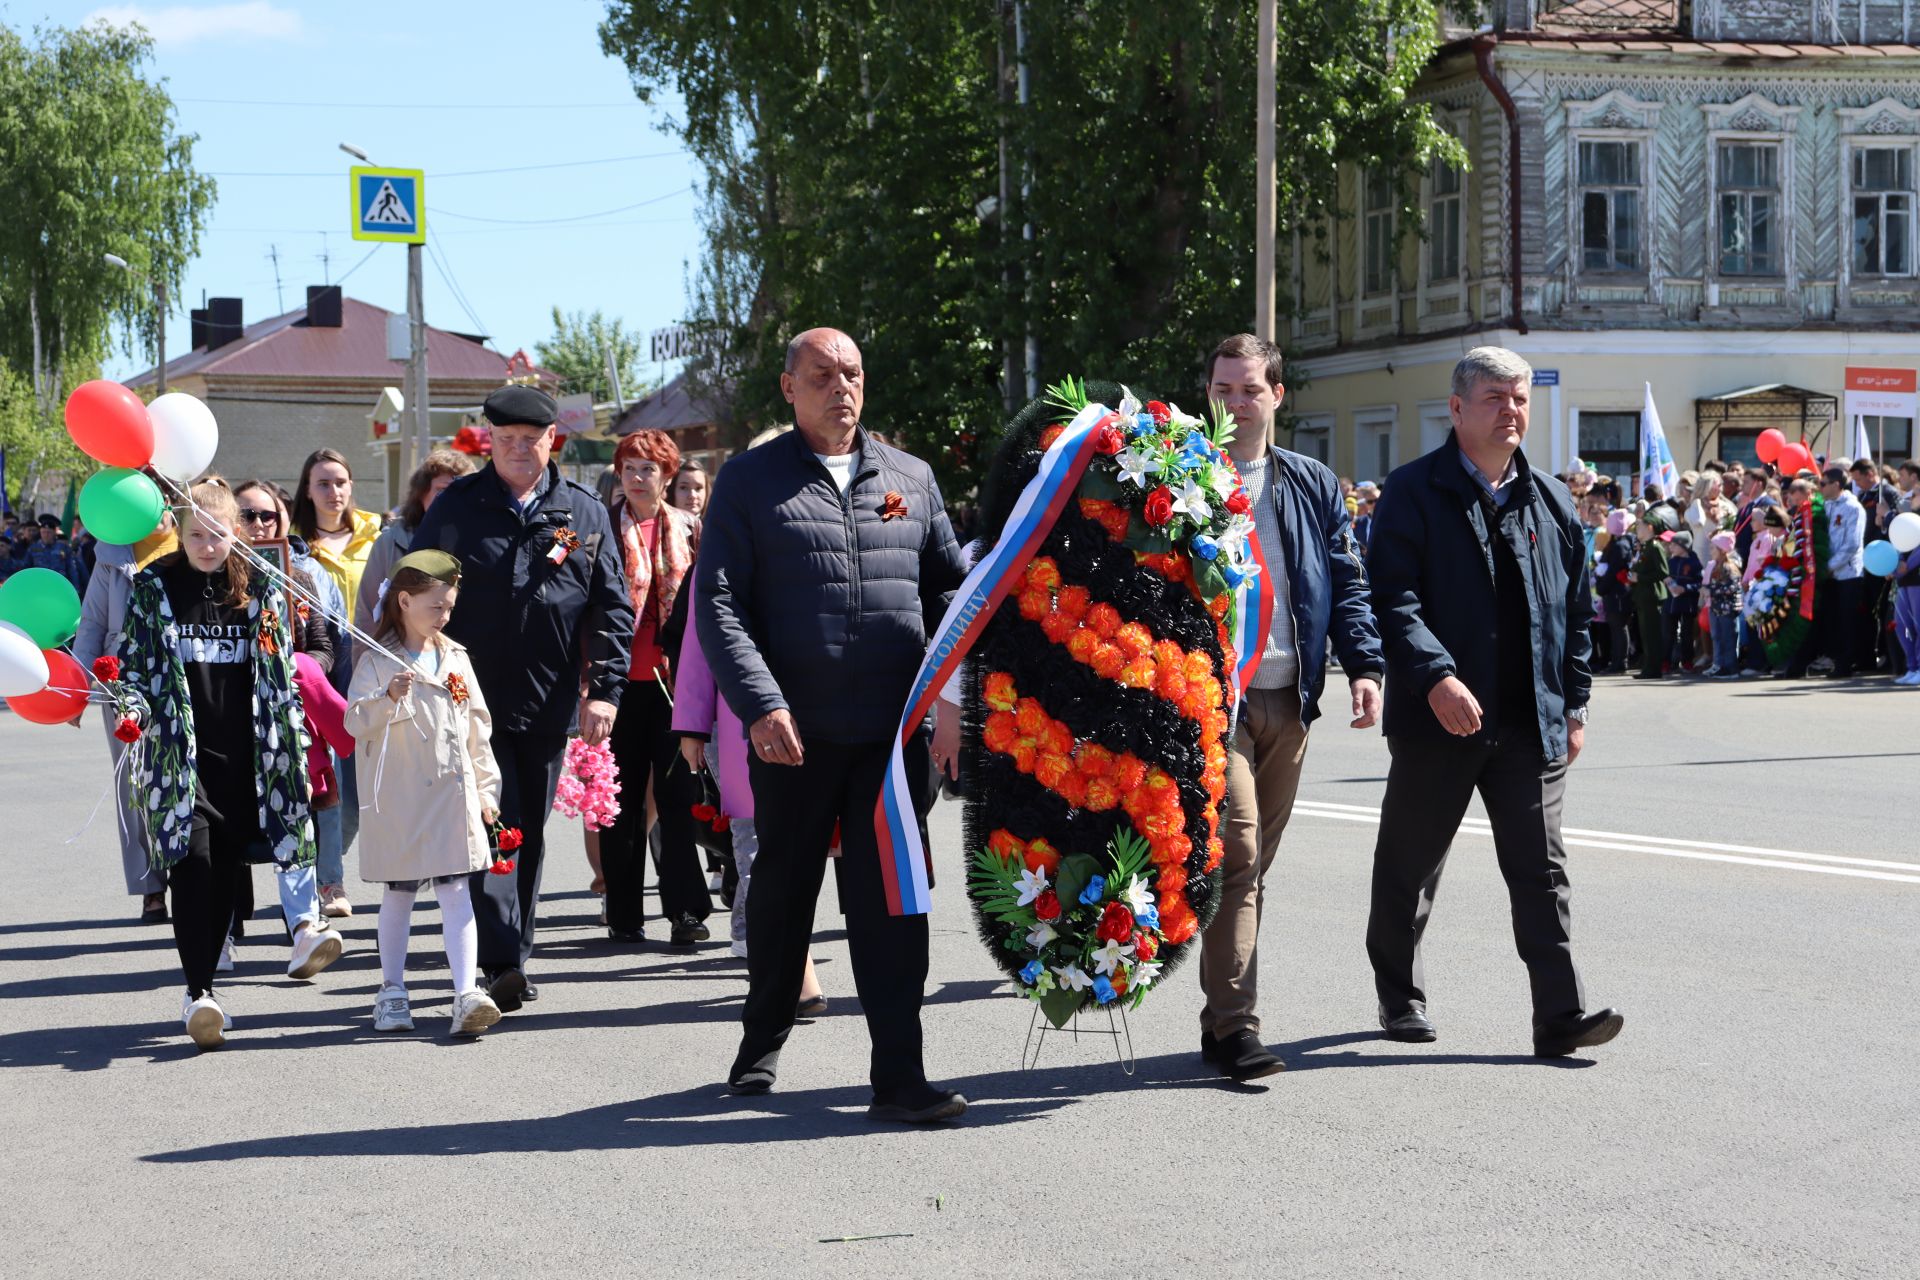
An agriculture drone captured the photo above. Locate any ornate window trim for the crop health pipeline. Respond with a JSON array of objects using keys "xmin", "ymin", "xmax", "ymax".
[
  {"xmin": 1704, "ymin": 96, "xmax": 1800, "ymax": 290},
  {"xmin": 1565, "ymin": 92, "xmax": 1659, "ymax": 291},
  {"xmin": 1417, "ymin": 109, "xmax": 1470, "ymax": 329}
]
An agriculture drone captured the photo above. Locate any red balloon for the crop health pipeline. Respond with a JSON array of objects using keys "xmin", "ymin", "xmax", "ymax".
[
  {"xmin": 1754, "ymin": 428, "xmax": 1785, "ymax": 464},
  {"xmin": 1776, "ymin": 442, "xmax": 1813, "ymax": 475},
  {"xmin": 64, "ymin": 380, "xmax": 155, "ymax": 468},
  {"xmin": 6, "ymin": 649, "xmax": 91, "ymax": 724}
]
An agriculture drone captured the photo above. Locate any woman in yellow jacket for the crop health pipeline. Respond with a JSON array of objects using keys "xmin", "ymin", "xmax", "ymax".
[
  {"xmin": 345, "ymin": 549, "xmax": 504, "ymax": 1037},
  {"xmin": 292, "ymin": 447, "xmax": 384, "ymax": 916}
]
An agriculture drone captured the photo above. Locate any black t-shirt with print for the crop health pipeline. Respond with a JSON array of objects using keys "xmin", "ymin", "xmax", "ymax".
[{"xmin": 162, "ymin": 559, "xmax": 258, "ymax": 832}]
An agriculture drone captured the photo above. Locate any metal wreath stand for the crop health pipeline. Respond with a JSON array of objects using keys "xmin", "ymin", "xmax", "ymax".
[{"xmin": 1020, "ymin": 999, "xmax": 1137, "ymax": 1075}]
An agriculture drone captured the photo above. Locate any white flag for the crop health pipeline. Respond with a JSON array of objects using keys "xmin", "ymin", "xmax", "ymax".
[
  {"xmin": 1640, "ymin": 382, "xmax": 1678, "ymax": 498},
  {"xmin": 1851, "ymin": 413, "xmax": 1873, "ymax": 466}
]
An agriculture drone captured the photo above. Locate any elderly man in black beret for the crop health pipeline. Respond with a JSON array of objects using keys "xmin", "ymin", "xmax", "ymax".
[{"xmin": 409, "ymin": 384, "xmax": 634, "ymax": 1012}]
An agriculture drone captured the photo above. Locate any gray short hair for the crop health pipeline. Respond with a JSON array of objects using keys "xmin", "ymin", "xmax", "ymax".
[{"xmin": 1451, "ymin": 346, "xmax": 1533, "ymax": 399}]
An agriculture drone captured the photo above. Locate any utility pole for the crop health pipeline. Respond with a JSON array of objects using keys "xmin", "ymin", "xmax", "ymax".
[
  {"xmin": 1016, "ymin": 0, "xmax": 1036, "ymax": 400},
  {"xmin": 1255, "ymin": 0, "xmax": 1276, "ymax": 342},
  {"xmin": 998, "ymin": 1, "xmax": 1016, "ymax": 414},
  {"xmin": 407, "ymin": 241, "xmax": 428, "ymax": 477},
  {"xmin": 155, "ymin": 276, "xmax": 168, "ymax": 395}
]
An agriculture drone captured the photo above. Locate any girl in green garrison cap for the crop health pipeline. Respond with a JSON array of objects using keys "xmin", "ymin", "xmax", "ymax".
[{"xmin": 345, "ymin": 550, "xmax": 504, "ymax": 1037}]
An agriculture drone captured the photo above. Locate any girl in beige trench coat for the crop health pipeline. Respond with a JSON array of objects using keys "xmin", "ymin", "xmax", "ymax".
[{"xmin": 345, "ymin": 550, "xmax": 503, "ymax": 1037}]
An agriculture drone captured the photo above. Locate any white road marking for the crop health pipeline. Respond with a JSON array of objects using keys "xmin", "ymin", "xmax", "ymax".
[{"xmin": 1289, "ymin": 800, "xmax": 1920, "ymax": 886}]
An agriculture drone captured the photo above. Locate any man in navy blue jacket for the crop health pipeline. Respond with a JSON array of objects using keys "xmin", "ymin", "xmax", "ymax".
[
  {"xmin": 1364, "ymin": 347, "xmax": 1623, "ymax": 1059},
  {"xmin": 697, "ymin": 328, "xmax": 968, "ymax": 1123},
  {"xmin": 1196, "ymin": 334, "xmax": 1384, "ymax": 1081}
]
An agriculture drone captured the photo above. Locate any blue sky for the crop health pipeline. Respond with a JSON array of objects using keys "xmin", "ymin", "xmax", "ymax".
[{"xmin": 8, "ymin": 0, "xmax": 702, "ymax": 388}]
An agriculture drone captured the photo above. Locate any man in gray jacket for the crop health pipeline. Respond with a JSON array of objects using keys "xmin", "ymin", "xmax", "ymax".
[{"xmin": 696, "ymin": 327, "xmax": 968, "ymax": 1123}]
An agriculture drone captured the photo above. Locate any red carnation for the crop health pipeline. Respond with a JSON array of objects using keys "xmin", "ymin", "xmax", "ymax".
[
  {"xmin": 1225, "ymin": 489, "xmax": 1252, "ymax": 515},
  {"xmin": 1034, "ymin": 889, "xmax": 1062, "ymax": 921},
  {"xmin": 1134, "ymin": 931, "xmax": 1159, "ymax": 962},
  {"xmin": 713, "ymin": 814, "xmax": 731, "ymax": 832},
  {"xmin": 488, "ymin": 858, "xmax": 516, "ymax": 876},
  {"xmin": 1143, "ymin": 486, "xmax": 1175, "ymax": 527},
  {"xmin": 1096, "ymin": 900, "xmax": 1134, "ymax": 944},
  {"xmin": 1146, "ymin": 401, "xmax": 1172, "ymax": 425},
  {"xmin": 691, "ymin": 802, "xmax": 718, "ymax": 823},
  {"xmin": 113, "ymin": 716, "xmax": 141, "ymax": 743},
  {"xmin": 1092, "ymin": 422, "xmax": 1125, "ymax": 456},
  {"xmin": 91, "ymin": 655, "xmax": 122, "ymax": 682},
  {"xmin": 496, "ymin": 827, "xmax": 524, "ymax": 852}
]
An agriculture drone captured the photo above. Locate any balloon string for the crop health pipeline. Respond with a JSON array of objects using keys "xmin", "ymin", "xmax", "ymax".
[
  {"xmin": 64, "ymin": 724, "xmax": 139, "ymax": 847},
  {"xmin": 156, "ymin": 479, "xmax": 413, "ymax": 672}
]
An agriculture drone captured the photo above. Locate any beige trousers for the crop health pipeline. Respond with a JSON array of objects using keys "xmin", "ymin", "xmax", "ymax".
[{"xmin": 1197, "ymin": 684, "xmax": 1308, "ymax": 1037}]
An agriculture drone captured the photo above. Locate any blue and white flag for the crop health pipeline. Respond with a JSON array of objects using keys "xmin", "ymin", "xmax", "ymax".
[{"xmin": 1640, "ymin": 382, "xmax": 1678, "ymax": 498}]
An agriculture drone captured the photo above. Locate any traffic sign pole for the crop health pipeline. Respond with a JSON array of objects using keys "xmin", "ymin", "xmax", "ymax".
[{"xmin": 407, "ymin": 242, "xmax": 427, "ymax": 479}]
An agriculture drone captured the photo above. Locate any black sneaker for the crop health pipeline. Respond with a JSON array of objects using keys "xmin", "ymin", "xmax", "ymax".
[
  {"xmin": 1211, "ymin": 1029, "xmax": 1285, "ymax": 1081},
  {"xmin": 670, "ymin": 913, "xmax": 711, "ymax": 947},
  {"xmin": 868, "ymin": 1085, "xmax": 967, "ymax": 1124},
  {"xmin": 488, "ymin": 968, "xmax": 528, "ymax": 1014}
]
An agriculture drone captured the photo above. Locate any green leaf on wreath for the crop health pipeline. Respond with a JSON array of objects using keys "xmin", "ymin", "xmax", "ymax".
[
  {"xmin": 1054, "ymin": 852, "xmax": 1099, "ymax": 907},
  {"xmin": 1079, "ymin": 467, "xmax": 1123, "ymax": 502},
  {"xmin": 1040, "ymin": 987, "xmax": 1083, "ymax": 1029}
]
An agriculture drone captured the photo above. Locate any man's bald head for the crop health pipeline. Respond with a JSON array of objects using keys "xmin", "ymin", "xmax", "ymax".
[
  {"xmin": 785, "ymin": 327, "xmax": 860, "ymax": 373},
  {"xmin": 781, "ymin": 326, "xmax": 865, "ymax": 450}
]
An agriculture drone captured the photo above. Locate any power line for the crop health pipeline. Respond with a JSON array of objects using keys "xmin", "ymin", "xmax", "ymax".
[
  {"xmin": 425, "ymin": 235, "xmax": 492, "ymax": 342},
  {"xmin": 180, "ymin": 97, "xmax": 643, "ymax": 110},
  {"xmin": 204, "ymin": 150, "xmax": 681, "ymax": 179},
  {"xmin": 429, "ymin": 185, "xmax": 692, "ymax": 226},
  {"xmin": 332, "ymin": 243, "xmax": 384, "ymax": 288}
]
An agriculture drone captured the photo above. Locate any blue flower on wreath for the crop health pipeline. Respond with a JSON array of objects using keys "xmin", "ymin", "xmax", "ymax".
[
  {"xmin": 1135, "ymin": 900, "xmax": 1160, "ymax": 930},
  {"xmin": 1182, "ymin": 432, "xmax": 1213, "ymax": 461},
  {"xmin": 1132, "ymin": 413, "xmax": 1157, "ymax": 436},
  {"xmin": 1092, "ymin": 976, "xmax": 1117, "ymax": 1005},
  {"xmin": 1191, "ymin": 534, "xmax": 1220, "ymax": 561},
  {"xmin": 1018, "ymin": 959, "xmax": 1045, "ymax": 987},
  {"xmin": 1079, "ymin": 874, "xmax": 1106, "ymax": 906},
  {"xmin": 1220, "ymin": 560, "xmax": 1246, "ymax": 587}
]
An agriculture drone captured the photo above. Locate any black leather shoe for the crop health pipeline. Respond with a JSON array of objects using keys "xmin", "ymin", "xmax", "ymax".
[
  {"xmin": 1212, "ymin": 1029, "xmax": 1285, "ymax": 1081},
  {"xmin": 488, "ymin": 968, "xmax": 527, "ymax": 1014},
  {"xmin": 522, "ymin": 983, "xmax": 540, "ymax": 1003},
  {"xmin": 868, "ymin": 1085, "xmax": 968, "ymax": 1124},
  {"xmin": 670, "ymin": 913, "xmax": 711, "ymax": 947},
  {"xmin": 728, "ymin": 1045, "xmax": 780, "ymax": 1095},
  {"xmin": 140, "ymin": 892, "xmax": 169, "ymax": 925},
  {"xmin": 1199, "ymin": 1029, "xmax": 1224, "ymax": 1064},
  {"xmin": 607, "ymin": 927, "xmax": 645, "ymax": 944},
  {"xmin": 1533, "ymin": 1007, "xmax": 1623, "ymax": 1058},
  {"xmin": 1380, "ymin": 1006, "xmax": 1436, "ymax": 1042}
]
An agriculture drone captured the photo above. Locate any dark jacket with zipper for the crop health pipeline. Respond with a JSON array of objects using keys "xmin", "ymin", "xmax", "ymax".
[
  {"xmin": 1367, "ymin": 433, "xmax": 1593, "ymax": 762},
  {"xmin": 1254, "ymin": 444, "xmax": 1384, "ymax": 727},
  {"xmin": 695, "ymin": 425, "xmax": 966, "ymax": 746},
  {"xmin": 409, "ymin": 460, "xmax": 634, "ymax": 738}
]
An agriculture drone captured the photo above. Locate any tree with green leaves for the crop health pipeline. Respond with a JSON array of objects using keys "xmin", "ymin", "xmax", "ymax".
[
  {"xmin": 533, "ymin": 306, "xmax": 650, "ymax": 404},
  {"xmin": 599, "ymin": 0, "xmax": 1454, "ymax": 490},
  {"xmin": 0, "ymin": 20, "xmax": 216, "ymax": 503}
]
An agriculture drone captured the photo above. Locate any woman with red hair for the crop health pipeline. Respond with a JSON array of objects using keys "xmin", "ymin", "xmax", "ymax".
[{"xmin": 600, "ymin": 430, "xmax": 713, "ymax": 946}]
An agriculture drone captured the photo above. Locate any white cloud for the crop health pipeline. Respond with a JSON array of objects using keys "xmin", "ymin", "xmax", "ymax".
[{"xmin": 83, "ymin": 3, "xmax": 304, "ymax": 47}]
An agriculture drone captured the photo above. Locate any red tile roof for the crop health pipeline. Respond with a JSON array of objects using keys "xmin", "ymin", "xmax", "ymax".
[{"xmin": 132, "ymin": 296, "xmax": 547, "ymax": 388}]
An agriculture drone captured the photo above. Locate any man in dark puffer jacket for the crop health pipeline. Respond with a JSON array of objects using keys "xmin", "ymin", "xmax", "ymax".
[{"xmin": 697, "ymin": 327, "xmax": 968, "ymax": 1123}]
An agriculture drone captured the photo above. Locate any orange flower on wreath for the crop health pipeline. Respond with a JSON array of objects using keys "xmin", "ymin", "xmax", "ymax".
[
  {"xmin": 1022, "ymin": 837, "xmax": 1062, "ymax": 877},
  {"xmin": 984, "ymin": 672, "xmax": 1018, "ymax": 712}
]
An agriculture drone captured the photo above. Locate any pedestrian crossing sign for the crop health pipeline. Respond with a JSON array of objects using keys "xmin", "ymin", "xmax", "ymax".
[{"xmin": 350, "ymin": 166, "xmax": 425, "ymax": 243}]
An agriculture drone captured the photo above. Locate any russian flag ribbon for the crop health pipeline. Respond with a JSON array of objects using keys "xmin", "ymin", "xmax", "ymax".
[
  {"xmin": 874, "ymin": 401, "xmax": 1110, "ymax": 916},
  {"xmin": 1230, "ymin": 529, "xmax": 1275, "ymax": 698}
]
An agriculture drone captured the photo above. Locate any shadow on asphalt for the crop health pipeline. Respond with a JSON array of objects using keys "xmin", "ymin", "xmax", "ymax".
[{"xmin": 1274, "ymin": 1029, "xmax": 1595, "ymax": 1072}]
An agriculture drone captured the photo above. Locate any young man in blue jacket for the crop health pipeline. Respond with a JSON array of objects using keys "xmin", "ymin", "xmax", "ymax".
[
  {"xmin": 1364, "ymin": 347, "xmax": 1622, "ymax": 1058},
  {"xmin": 1197, "ymin": 334, "xmax": 1384, "ymax": 1081}
]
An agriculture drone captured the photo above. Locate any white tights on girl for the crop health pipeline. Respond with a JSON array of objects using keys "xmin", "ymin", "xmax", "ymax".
[{"xmin": 377, "ymin": 876, "xmax": 479, "ymax": 993}]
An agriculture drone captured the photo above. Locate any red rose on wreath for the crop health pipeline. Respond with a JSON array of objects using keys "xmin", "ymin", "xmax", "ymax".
[
  {"xmin": 1143, "ymin": 486, "xmax": 1175, "ymax": 527},
  {"xmin": 1092, "ymin": 414, "xmax": 1126, "ymax": 455},
  {"xmin": 1134, "ymin": 931, "xmax": 1159, "ymax": 962},
  {"xmin": 1034, "ymin": 889, "xmax": 1062, "ymax": 921},
  {"xmin": 1096, "ymin": 900, "xmax": 1134, "ymax": 944},
  {"xmin": 91, "ymin": 655, "xmax": 121, "ymax": 682},
  {"xmin": 113, "ymin": 716, "xmax": 142, "ymax": 743},
  {"xmin": 1146, "ymin": 400, "xmax": 1172, "ymax": 425},
  {"xmin": 1225, "ymin": 489, "xmax": 1252, "ymax": 515}
]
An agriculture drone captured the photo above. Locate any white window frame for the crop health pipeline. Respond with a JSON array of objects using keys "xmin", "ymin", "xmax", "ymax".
[
  {"xmin": 1418, "ymin": 400, "xmax": 1453, "ymax": 456},
  {"xmin": 1289, "ymin": 412, "xmax": 1333, "ymax": 466},
  {"xmin": 1360, "ymin": 167, "xmax": 1396, "ymax": 298},
  {"xmin": 1848, "ymin": 148, "xmax": 1916, "ymax": 279},
  {"xmin": 1713, "ymin": 139, "xmax": 1786, "ymax": 278},
  {"xmin": 1353, "ymin": 405, "xmax": 1399, "ymax": 484},
  {"xmin": 1564, "ymin": 92, "xmax": 1662, "ymax": 292},
  {"xmin": 1703, "ymin": 95, "xmax": 1801, "ymax": 292},
  {"xmin": 1417, "ymin": 113, "xmax": 1469, "ymax": 327},
  {"xmin": 1837, "ymin": 100, "xmax": 1920, "ymax": 295}
]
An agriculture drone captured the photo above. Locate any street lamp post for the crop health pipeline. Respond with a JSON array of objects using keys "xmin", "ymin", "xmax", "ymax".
[
  {"xmin": 1254, "ymin": 0, "xmax": 1276, "ymax": 343},
  {"xmin": 104, "ymin": 253, "xmax": 167, "ymax": 395}
]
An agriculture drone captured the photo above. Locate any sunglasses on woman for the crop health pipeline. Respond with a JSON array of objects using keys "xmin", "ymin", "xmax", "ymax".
[{"xmin": 238, "ymin": 507, "xmax": 281, "ymax": 527}]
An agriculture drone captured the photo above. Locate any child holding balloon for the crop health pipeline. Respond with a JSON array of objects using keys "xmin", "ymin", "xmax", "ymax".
[{"xmin": 119, "ymin": 478, "xmax": 317, "ymax": 1049}]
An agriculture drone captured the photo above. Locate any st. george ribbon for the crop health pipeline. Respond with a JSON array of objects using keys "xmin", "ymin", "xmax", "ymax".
[{"xmin": 874, "ymin": 401, "xmax": 1108, "ymax": 916}]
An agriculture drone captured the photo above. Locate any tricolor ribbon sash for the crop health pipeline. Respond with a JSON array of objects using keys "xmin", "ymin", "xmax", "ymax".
[
  {"xmin": 1230, "ymin": 531, "xmax": 1275, "ymax": 697},
  {"xmin": 874, "ymin": 402, "xmax": 1109, "ymax": 916}
]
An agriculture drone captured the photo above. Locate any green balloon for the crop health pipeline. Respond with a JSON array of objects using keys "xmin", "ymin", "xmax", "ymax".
[
  {"xmin": 0, "ymin": 567, "xmax": 83, "ymax": 648},
  {"xmin": 79, "ymin": 467, "xmax": 165, "ymax": 545}
]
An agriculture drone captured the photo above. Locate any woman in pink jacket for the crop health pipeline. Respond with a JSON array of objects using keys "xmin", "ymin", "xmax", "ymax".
[{"xmin": 672, "ymin": 574, "xmax": 825, "ymax": 1017}]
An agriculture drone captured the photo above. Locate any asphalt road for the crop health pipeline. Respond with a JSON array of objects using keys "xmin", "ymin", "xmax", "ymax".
[{"xmin": 3, "ymin": 671, "xmax": 1916, "ymax": 1279}]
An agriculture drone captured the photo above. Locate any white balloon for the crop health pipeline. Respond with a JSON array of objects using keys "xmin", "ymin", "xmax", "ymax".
[
  {"xmin": 146, "ymin": 392, "xmax": 220, "ymax": 482},
  {"xmin": 0, "ymin": 621, "xmax": 50, "ymax": 698},
  {"xmin": 1891, "ymin": 511, "xmax": 1920, "ymax": 554}
]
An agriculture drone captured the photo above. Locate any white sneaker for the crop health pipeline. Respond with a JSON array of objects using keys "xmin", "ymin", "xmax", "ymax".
[
  {"xmin": 182, "ymin": 989, "xmax": 225, "ymax": 1049},
  {"xmin": 287, "ymin": 922, "xmax": 344, "ymax": 980},
  {"xmin": 372, "ymin": 985, "xmax": 413, "ymax": 1032},
  {"xmin": 708, "ymin": 872, "xmax": 725, "ymax": 894},
  {"xmin": 450, "ymin": 988, "xmax": 502, "ymax": 1037},
  {"xmin": 215, "ymin": 936, "xmax": 235, "ymax": 973},
  {"xmin": 729, "ymin": 939, "xmax": 748, "ymax": 960}
]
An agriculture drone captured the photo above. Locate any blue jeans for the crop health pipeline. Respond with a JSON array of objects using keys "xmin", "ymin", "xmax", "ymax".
[
  {"xmin": 1710, "ymin": 612, "xmax": 1737, "ymax": 672},
  {"xmin": 313, "ymin": 750, "xmax": 359, "ymax": 886},
  {"xmin": 275, "ymin": 862, "xmax": 322, "ymax": 933}
]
